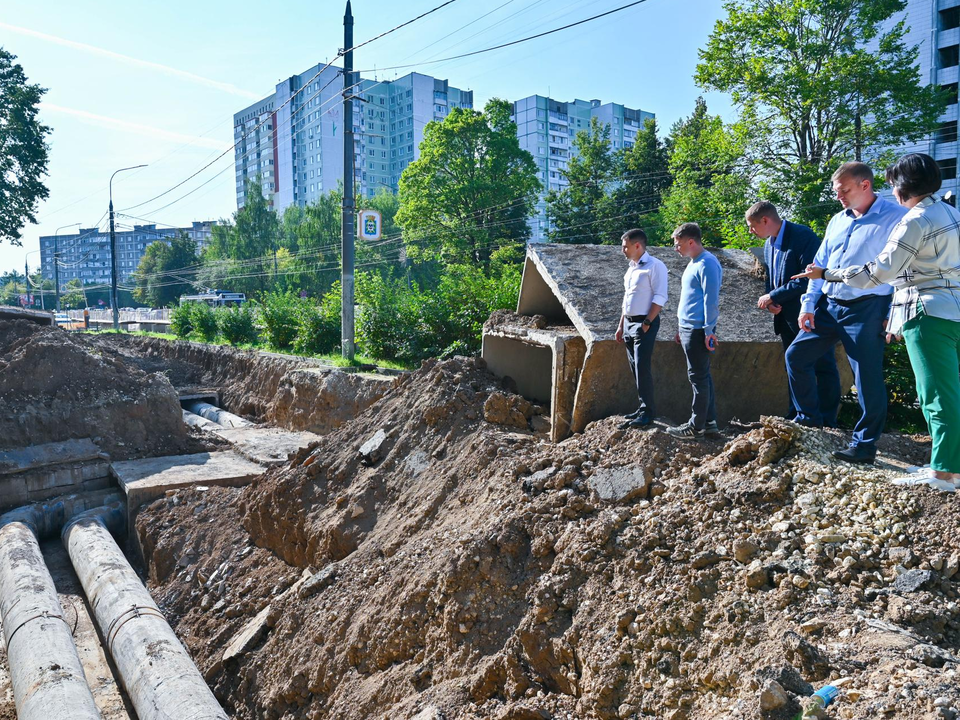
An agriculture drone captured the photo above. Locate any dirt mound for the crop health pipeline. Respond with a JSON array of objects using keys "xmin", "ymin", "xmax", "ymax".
[
  {"xmin": 0, "ymin": 320, "xmax": 193, "ymax": 459},
  {"xmin": 137, "ymin": 358, "xmax": 960, "ymax": 720}
]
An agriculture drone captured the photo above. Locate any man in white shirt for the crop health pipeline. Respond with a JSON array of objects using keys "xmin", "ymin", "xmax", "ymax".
[{"xmin": 615, "ymin": 228, "xmax": 669, "ymax": 428}]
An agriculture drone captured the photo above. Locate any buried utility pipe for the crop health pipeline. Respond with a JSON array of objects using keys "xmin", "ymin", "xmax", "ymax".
[
  {"xmin": 63, "ymin": 508, "xmax": 230, "ymax": 720},
  {"xmin": 0, "ymin": 497, "xmax": 123, "ymax": 720},
  {"xmin": 183, "ymin": 400, "xmax": 253, "ymax": 429},
  {"xmin": 181, "ymin": 408, "xmax": 222, "ymax": 431}
]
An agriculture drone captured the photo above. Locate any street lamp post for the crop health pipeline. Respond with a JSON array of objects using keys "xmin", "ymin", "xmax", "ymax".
[
  {"xmin": 53, "ymin": 223, "xmax": 81, "ymax": 312},
  {"xmin": 109, "ymin": 165, "xmax": 147, "ymax": 331}
]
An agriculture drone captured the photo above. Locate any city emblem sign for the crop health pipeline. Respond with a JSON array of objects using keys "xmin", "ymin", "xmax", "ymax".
[{"xmin": 358, "ymin": 209, "xmax": 382, "ymax": 241}]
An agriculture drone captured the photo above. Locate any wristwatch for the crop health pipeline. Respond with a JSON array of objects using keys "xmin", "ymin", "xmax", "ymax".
[{"xmin": 642, "ymin": 319, "xmax": 652, "ymax": 327}]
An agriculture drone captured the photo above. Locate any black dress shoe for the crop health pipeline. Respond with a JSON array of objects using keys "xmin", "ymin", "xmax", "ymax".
[
  {"xmin": 833, "ymin": 445, "xmax": 876, "ymax": 464},
  {"xmin": 623, "ymin": 415, "xmax": 653, "ymax": 429}
]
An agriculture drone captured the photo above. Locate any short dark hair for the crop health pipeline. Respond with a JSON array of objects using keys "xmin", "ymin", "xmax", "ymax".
[
  {"xmin": 745, "ymin": 201, "xmax": 780, "ymax": 222},
  {"xmin": 621, "ymin": 228, "xmax": 648, "ymax": 246},
  {"xmin": 672, "ymin": 222, "xmax": 702, "ymax": 243},
  {"xmin": 885, "ymin": 153, "xmax": 941, "ymax": 200},
  {"xmin": 832, "ymin": 161, "xmax": 874, "ymax": 186}
]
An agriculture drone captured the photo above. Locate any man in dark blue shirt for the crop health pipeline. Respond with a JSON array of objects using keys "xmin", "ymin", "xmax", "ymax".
[{"xmin": 746, "ymin": 201, "xmax": 840, "ymax": 424}]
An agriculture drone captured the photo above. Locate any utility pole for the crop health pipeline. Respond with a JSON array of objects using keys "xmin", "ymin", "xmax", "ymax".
[
  {"xmin": 854, "ymin": 86, "xmax": 862, "ymax": 162},
  {"xmin": 24, "ymin": 258, "xmax": 29, "ymax": 308},
  {"xmin": 341, "ymin": 0, "xmax": 356, "ymax": 360},
  {"xmin": 109, "ymin": 164, "xmax": 147, "ymax": 331}
]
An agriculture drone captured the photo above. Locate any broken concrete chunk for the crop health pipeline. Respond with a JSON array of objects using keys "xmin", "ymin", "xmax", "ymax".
[
  {"xmin": 588, "ymin": 465, "xmax": 651, "ymax": 503},
  {"xmin": 222, "ymin": 604, "xmax": 272, "ymax": 663},
  {"xmin": 759, "ymin": 679, "xmax": 789, "ymax": 711},
  {"xmin": 359, "ymin": 429, "xmax": 388, "ymax": 466},
  {"xmin": 893, "ymin": 569, "xmax": 933, "ymax": 593},
  {"xmin": 298, "ymin": 565, "xmax": 339, "ymax": 599}
]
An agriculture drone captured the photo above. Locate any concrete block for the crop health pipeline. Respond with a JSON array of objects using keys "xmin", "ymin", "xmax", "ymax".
[
  {"xmin": 212, "ymin": 426, "xmax": 321, "ymax": 467},
  {"xmin": 0, "ymin": 438, "xmax": 101, "ymax": 475},
  {"xmin": 111, "ymin": 451, "xmax": 264, "ymax": 514},
  {"xmin": 588, "ymin": 466, "xmax": 652, "ymax": 503}
]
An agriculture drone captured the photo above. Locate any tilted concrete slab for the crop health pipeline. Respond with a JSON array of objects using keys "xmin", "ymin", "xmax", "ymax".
[
  {"xmin": 0, "ymin": 305, "xmax": 55, "ymax": 325},
  {"xmin": 211, "ymin": 426, "xmax": 321, "ymax": 466},
  {"xmin": 486, "ymin": 244, "xmax": 854, "ymax": 439},
  {"xmin": 111, "ymin": 451, "xmax": 264, "ymax": 512}
]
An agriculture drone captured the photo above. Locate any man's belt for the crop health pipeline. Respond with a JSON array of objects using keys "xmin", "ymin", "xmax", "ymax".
[{"xmin": 625, "ymin": 314, "xmax": 648, "ymax": 322}]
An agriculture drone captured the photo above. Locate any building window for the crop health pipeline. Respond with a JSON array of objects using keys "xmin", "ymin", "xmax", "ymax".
[
  {"xmin": 940, "ymin": 44, "xmax": 959, "ymax": 69},
  {"xmin": 937, "ymin": 121, "xmax": 956, "ymax": 143},
  {"xmin": 943, "ymin": 82, "xmax": 959, "ymax": 105},
  {"xmin": 939, "ymin": 157, "xmax": 957, "ymax": 180},
  {"xmin": 942, "ymin": 6, "xmax": 960, "ymax": 31}
]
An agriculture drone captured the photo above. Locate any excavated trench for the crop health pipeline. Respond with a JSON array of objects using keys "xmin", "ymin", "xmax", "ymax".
[
  {"xmin": 0, "ymin": 321, "xmax": 392, "ymax": 719},
  {"xmin": 3, "ymin": 319, "xmax": 960, "ymax": 720}
]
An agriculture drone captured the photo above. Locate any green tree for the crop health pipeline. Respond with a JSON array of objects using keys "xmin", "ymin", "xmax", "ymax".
[
  {"xmin": 133, "ymin": 232, "xmax": 200, "ymax": 307},
  {"xmin": 546, "ymin": 117, "xmax": 621, "ymax": 245},
  {"xmin": 614, "ymin": 118, "xmax": 672, "ymax": 235},
  {"xmin": 658, "ymin": 98, "xmax": 755, "ymax": 248},
  {"xmin": 201, "ymin": 178, "xmax": 281, "ymax": 297},
  {"xmin": 696, "ymin": 0, "xmax": 948, "ymax": 229},
  {"xmin": 61, "ymin": 279, "xmax": 85, "ymax": 309},
  {"xmin": 396, "ymin": 99, "xmax": 540, "ymax": 266},
  {"xmin": 0, "ymin": 49, "xmax": 50, "ymax": 246}
]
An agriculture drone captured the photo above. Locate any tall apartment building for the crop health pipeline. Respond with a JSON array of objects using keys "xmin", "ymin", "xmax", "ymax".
[
  {"xmin": 39, "ymin": 222, "xmax": 216, "ymax": 287},
  {"xmin": 873, "ymin": 1, "xmax": 960, "ymax": 196},
  {"xmin": 234, "ymin": 67, "xmax": 473, "ymax": 212},
  {"xmin": 512, "ymin": 96, "xmax": 655, "ymax": 242}
]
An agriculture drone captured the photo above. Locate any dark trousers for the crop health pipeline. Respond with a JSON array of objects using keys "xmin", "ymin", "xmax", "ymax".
[
  {"xmin": 624, "ymin": 316, "xmax": 659, "ymax": 417},
  {"xmin": 680, "ymin": 327, "xmax": 716, "ymax": 430},
  {"xmin": 779, "ymin": 321, "xmax": 841, "ymax": 425},
  {"xmin": 786, "ymin": 295, "xmax": 890, "ymax": 449}
]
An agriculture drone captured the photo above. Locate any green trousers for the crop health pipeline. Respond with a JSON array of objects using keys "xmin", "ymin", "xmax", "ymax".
[{"xmin": 902, "ymin": 312, "xmax": 960, "ymax": 473}]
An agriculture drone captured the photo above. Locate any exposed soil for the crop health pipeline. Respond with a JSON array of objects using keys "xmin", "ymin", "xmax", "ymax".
[
  {"xmin": 0, "ymin": 320, "xmax": 195, "ymax": 460},
  {"xmin": 95, "ymin": 335, "xmax": 390, "ymax": 434},
  {"xmin": 137, "ymin": 356, "xmax": 960, "ymax": 720}
]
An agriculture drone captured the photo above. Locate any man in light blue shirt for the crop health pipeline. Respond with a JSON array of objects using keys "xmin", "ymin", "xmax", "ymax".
[
  {"xmin": 786, "ymin": 161, "xmax": 908, "ymax": 463},
  {"xmin": 667, "ymin": 222, "xmax": 723, "ymax": 440}
]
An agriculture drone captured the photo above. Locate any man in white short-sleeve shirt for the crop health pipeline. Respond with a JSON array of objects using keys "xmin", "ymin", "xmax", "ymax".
[{"xmin": 615, "ymin": 228, "xmax": 669, "ymax": 428}]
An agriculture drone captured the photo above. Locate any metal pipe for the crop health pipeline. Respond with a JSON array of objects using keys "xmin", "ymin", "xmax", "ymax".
[
  {"xmin": 183, "ymin": 400, "xmax": 253, "ymax": 429},
  {"xmin": 0, "ymin": 522, "xmax": 102, "ymax": 719},
  {"xmin": 63, "ymin": 510, "xmax": 229, "ymax": 720}
]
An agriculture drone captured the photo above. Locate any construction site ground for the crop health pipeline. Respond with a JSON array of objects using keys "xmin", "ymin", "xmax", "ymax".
[{"xmin": 1, "ymin": 318, "xmax": 959, "ymax": 720}]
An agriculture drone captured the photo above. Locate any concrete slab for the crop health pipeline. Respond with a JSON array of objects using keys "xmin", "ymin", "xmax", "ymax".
[
  {"xmin": 0, "ymin": 305, "xmax": 55, "ymax": 325},
  {"xmin": 111, "ymin": 451, "xmax": 264, "ymax": 512},
  {"xmin": 210, "ymin": 426, "xmax": 321, "ymax": 466},
  {"xmin": 0, "ymin": 438, "xmax": 101, "ymax": 475}
]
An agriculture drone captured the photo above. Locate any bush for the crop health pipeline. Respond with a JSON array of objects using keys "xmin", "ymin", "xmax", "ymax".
[
  {"xmin": 216, "ymin": 304, "xmax": 257, "ymax": 346},
  {"xmin": 356, "ymin": 273, "xmax": 423, "ymax": 363},
  {"xmin": 257, "ymin": 291, "xmax": 300, "ymax": 350},
  {"xmin": 171, "ymin": 302, "xmax": 194, "ymax": 338},
  {"xmin": 294, "ymin": 283, "xmax": 341, "ymax": 356},
  {"xmin": 189, "ymin": 302, "xmax": 218, "ymax": 342}
]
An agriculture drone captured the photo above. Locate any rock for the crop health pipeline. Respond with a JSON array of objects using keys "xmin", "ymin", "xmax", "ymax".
[
  {"xmin": 888, "ymin": 546, "xmax": 915, "ymax": 567},
  {"xmin": 944, "ymin": 552, "xmax": 960, "ymax": 580},
  {"xmin": 691, "ymin": 550, "xmax": 722, "ymax": 569},
  {"xmin": 757, "ymin": 666, "xmax": 813, "ymax": 697},
  {"xmin": 530, "ymin": 415, "xmax": 551, "ymax": 433},
  {"xmin": 359, "ymin": 429, "xmax": 388, "ymax": 466},
  {"xmin": 734, "ymin": 539, "xmax": 760, "ymax": 564},
  {"xmin": 298, "ymin": 565, "xmax": 338, "ymax": 599},
  {"xmin": 893, "ymin": 569, "xmax": 933, "ymax": 593},
  {"xmin": 495, "ymin": 706, "xmax": 550, "ymax": 720},
  {"xmin": 744, "ymin": 561, "xmax": 768, "ymax": 590},
  {"xmin": 410, "ymin": 707, "xmax": 446, "ymax": 720},
  {"xmin": 759, "ymin": 679, "xmax": 789, "ymax": 711},
  {"xmin": 588, "ymin": 465, "xmax": 652, "ymax": 503},
  {"xmin": 781, "ymin": 631, "xmax": 830, "ymax": 679},
  {"xmin": 223, "ymin": 604, "xmax": 273, "ymax": 663},
  {"xmin": 483, "ymin": 392, "xmax": 530, "ymax": 428}
]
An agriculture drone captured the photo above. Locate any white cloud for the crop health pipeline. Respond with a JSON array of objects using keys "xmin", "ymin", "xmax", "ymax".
[
  {"xmin": 0, "ymin": 22, "xmax": 260, "ymax": 99},
  {"xmin": 42, "ymin": 102, "xmax": 232, "ymax": 150}
]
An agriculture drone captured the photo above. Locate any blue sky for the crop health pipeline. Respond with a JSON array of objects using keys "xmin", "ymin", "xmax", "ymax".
[{"xmin": 0, "ymin": 0, "xmax": 733, "ymax": 276}]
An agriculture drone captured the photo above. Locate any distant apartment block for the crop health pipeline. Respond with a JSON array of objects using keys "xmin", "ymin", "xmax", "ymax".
[
  {"xmin": 871, "ymin": 0, "xmax": 960, "ymax": 197},
  {"xmin": 234, "ymin": 67, "xmax": 473, "ymax": 212},
  {"xmin": 512, "ymin": 96, "xmax": 655, "ymax": 242},
  {"xmin": 39, "ymin": 222, "xmax": 216, "ymax": 287}
]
